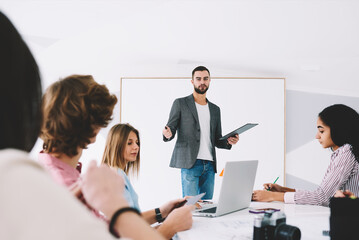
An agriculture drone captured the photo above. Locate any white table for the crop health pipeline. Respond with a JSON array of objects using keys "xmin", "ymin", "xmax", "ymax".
[{"xmin": 175, "ymin": 202, "xmax": 330, "ymax": 240}]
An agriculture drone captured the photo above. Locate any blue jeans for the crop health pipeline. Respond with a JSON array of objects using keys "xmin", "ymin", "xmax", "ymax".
[{"xmin": 181, "ymin": 159, "xmax": 215, "ymax": 200}]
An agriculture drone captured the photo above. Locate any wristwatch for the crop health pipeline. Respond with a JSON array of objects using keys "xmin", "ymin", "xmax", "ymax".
[{"xmin": 155, "ymin": 208, "xmax": 164, "ymax": 223}]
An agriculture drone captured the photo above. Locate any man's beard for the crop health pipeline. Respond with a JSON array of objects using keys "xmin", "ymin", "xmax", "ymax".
[{"xmin": 194, "ymin": 85, "xmax": 209, "ymax": 94}]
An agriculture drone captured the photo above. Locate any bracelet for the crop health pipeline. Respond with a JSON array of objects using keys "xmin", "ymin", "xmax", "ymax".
[
  {"xmin": 155, "ymin": 207, "xmax": 164, "ymax": 223},
  {"xmin": 109, "ymin": 207, "xmax": 141, "ymax": 238}
]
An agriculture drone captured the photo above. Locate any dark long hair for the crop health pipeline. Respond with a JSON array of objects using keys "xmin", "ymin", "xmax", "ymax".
[
  {"xmin": 0, "ymin": 12, "xmax": 42, "ymax": 152},
  {"xmin": 319, "ymin": 104, "xmax": 359, "ymax": 161}
]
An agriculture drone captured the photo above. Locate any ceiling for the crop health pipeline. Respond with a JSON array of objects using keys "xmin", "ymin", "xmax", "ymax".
[{"xmin": 1, "ymin": 0, "xmax": 359, "ymax": 95}]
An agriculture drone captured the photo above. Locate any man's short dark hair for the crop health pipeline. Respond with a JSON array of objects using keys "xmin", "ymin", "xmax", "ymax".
[{"xmin": 192, "ymin": 66, "xmax": 210, "ymax": 78}]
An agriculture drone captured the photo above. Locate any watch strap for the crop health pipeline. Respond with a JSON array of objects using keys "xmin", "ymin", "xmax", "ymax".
[{"xmin": 155, "ymin": 208, "xmax": 164, "ymax": 223}]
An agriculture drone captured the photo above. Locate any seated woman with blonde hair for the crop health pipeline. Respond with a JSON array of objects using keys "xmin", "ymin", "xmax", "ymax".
[{"xmin": 102, "ymin": 123, "xmax": 194, "ymax": 239}]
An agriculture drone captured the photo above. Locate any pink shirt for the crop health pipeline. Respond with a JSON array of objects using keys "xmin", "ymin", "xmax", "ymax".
[
  {"xmin": 38, "ymin": 151, "xmax": 107, "ymax": 221},
  {"xmin": 38, "ymin": 151, "xmax": 81, "ymax": 187}
]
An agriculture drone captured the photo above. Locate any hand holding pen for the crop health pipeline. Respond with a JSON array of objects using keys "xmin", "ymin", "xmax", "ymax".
[{"xmin": 264, "ymin": 177, "xmax": 282, "ymax": 192}]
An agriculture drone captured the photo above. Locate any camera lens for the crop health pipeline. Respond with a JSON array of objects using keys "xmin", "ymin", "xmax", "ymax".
[{"xmin": 274, "ymin": 223, "xmax": 301, "ymax": 240}]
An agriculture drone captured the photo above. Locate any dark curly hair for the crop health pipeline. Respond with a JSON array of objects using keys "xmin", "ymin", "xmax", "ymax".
[
  {"xmin": 319, "ymin": 104, "xmax": 359, "ymax": 161},
  {"xmin": 40, "ymin": 75, "xmax": 117, "ymax": 157}
]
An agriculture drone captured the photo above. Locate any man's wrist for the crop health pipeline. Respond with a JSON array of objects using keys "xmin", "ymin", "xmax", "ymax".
[{"xmin": 109, "ymin": 207, "xmax": 141, "ymax": 237}]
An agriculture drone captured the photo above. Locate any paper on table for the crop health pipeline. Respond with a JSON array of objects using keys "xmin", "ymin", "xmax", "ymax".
[{"xmin": 176, "ymin": 216, "xmax": 254, "ymax": 240}]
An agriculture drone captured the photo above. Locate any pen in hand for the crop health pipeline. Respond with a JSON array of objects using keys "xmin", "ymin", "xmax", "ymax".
[{"xmin": 267, "ymin": 176, "xmax": 279, "ymax": 191}]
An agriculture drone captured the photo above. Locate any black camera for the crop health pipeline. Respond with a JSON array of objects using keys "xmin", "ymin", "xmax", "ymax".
[{"xmin": 253, "ymin": 210, "xmax": 301, "ymax": 240}]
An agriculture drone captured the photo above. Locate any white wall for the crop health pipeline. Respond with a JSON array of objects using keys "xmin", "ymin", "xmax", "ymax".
[
  {"xmin": 1, "ymin": 0, "xmax": 358, "ymax": 94},
  {"xmin": 2, "ymin": 0, "xmax": 359, "ymax": 210}
]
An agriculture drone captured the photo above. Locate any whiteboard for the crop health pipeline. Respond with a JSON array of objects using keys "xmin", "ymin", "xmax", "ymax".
[{"xmin": 120, "ymin": 77, "xmax": 285, "ymax": 211}]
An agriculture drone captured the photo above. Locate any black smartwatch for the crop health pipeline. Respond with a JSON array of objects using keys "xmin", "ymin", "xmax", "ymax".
[{"xmin": 155, "ymin": 208, "xmax": 164, "ymax": 223}]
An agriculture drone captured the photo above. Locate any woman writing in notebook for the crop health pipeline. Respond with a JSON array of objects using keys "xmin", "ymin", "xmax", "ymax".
[
  {"xmin": 102, "ymin": 123, "xmax": 194, "ymax": 239},
  {"xmin": 252, "ymin": 104, "xmax": 359, "ymax": 206}
]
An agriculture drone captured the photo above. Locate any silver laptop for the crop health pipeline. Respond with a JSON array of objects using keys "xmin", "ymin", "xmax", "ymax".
[{"xmin": 193, "ymin": 160, "xmax": 258, "ymax": 217}]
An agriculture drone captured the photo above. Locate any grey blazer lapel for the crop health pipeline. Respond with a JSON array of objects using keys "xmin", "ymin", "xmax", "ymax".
[
  {"xmin": 208, "ymin": 101, "xmax": 216, "ymax": 140},
  {"xmin": 185, "ymin": 94, "xmax": 199, "ymax": 123}
]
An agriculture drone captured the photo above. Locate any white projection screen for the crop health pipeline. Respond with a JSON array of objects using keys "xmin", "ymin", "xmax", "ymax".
[{"xmin": 120, "ymin": 77, "xmax": 285, "ymax": 210}]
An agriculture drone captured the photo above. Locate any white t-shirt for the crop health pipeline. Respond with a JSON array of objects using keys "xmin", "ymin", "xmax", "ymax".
[
  {"xmin": 195, "ymin": 102, "xmax": 213, "ymax": 161},
  {"xmin": 0, "ymin": 149, "xmax": 124, "ymax": 240}
]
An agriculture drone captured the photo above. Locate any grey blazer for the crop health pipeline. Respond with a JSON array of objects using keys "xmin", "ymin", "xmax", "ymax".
[{"xmin": 163, "ymin": 94, "xmax": 231, "ymax": 173}]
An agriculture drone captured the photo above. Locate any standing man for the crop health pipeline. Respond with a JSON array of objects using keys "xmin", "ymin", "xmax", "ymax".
[{"xmin": 162, "ymin": 66, "xmax": 239, "ymax": 199}]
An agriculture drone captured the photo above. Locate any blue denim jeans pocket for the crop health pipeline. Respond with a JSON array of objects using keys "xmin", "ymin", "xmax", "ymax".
[{"xmin": 181, "ymin": 159, "xmax": 215, "ymax": 199}]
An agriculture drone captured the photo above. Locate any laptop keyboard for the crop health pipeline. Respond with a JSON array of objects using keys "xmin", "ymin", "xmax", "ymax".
[{"xmin": 199, "ymin": 207, "xmax": 217, "ymax": 213}]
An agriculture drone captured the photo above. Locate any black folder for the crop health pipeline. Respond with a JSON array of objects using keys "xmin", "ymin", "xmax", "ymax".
[{"xmin": 219, "ymin": 123, "xmax": 258, "ymax": 141}]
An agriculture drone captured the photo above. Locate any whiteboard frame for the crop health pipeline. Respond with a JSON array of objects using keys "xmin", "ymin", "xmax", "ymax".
[
  {"xmin": 119, "ymin": 77, "xmax": 286, "ymax": 209},
  {"xmin": 120, "ymin": 76, "xmax": 286, "ymax": 183}
]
